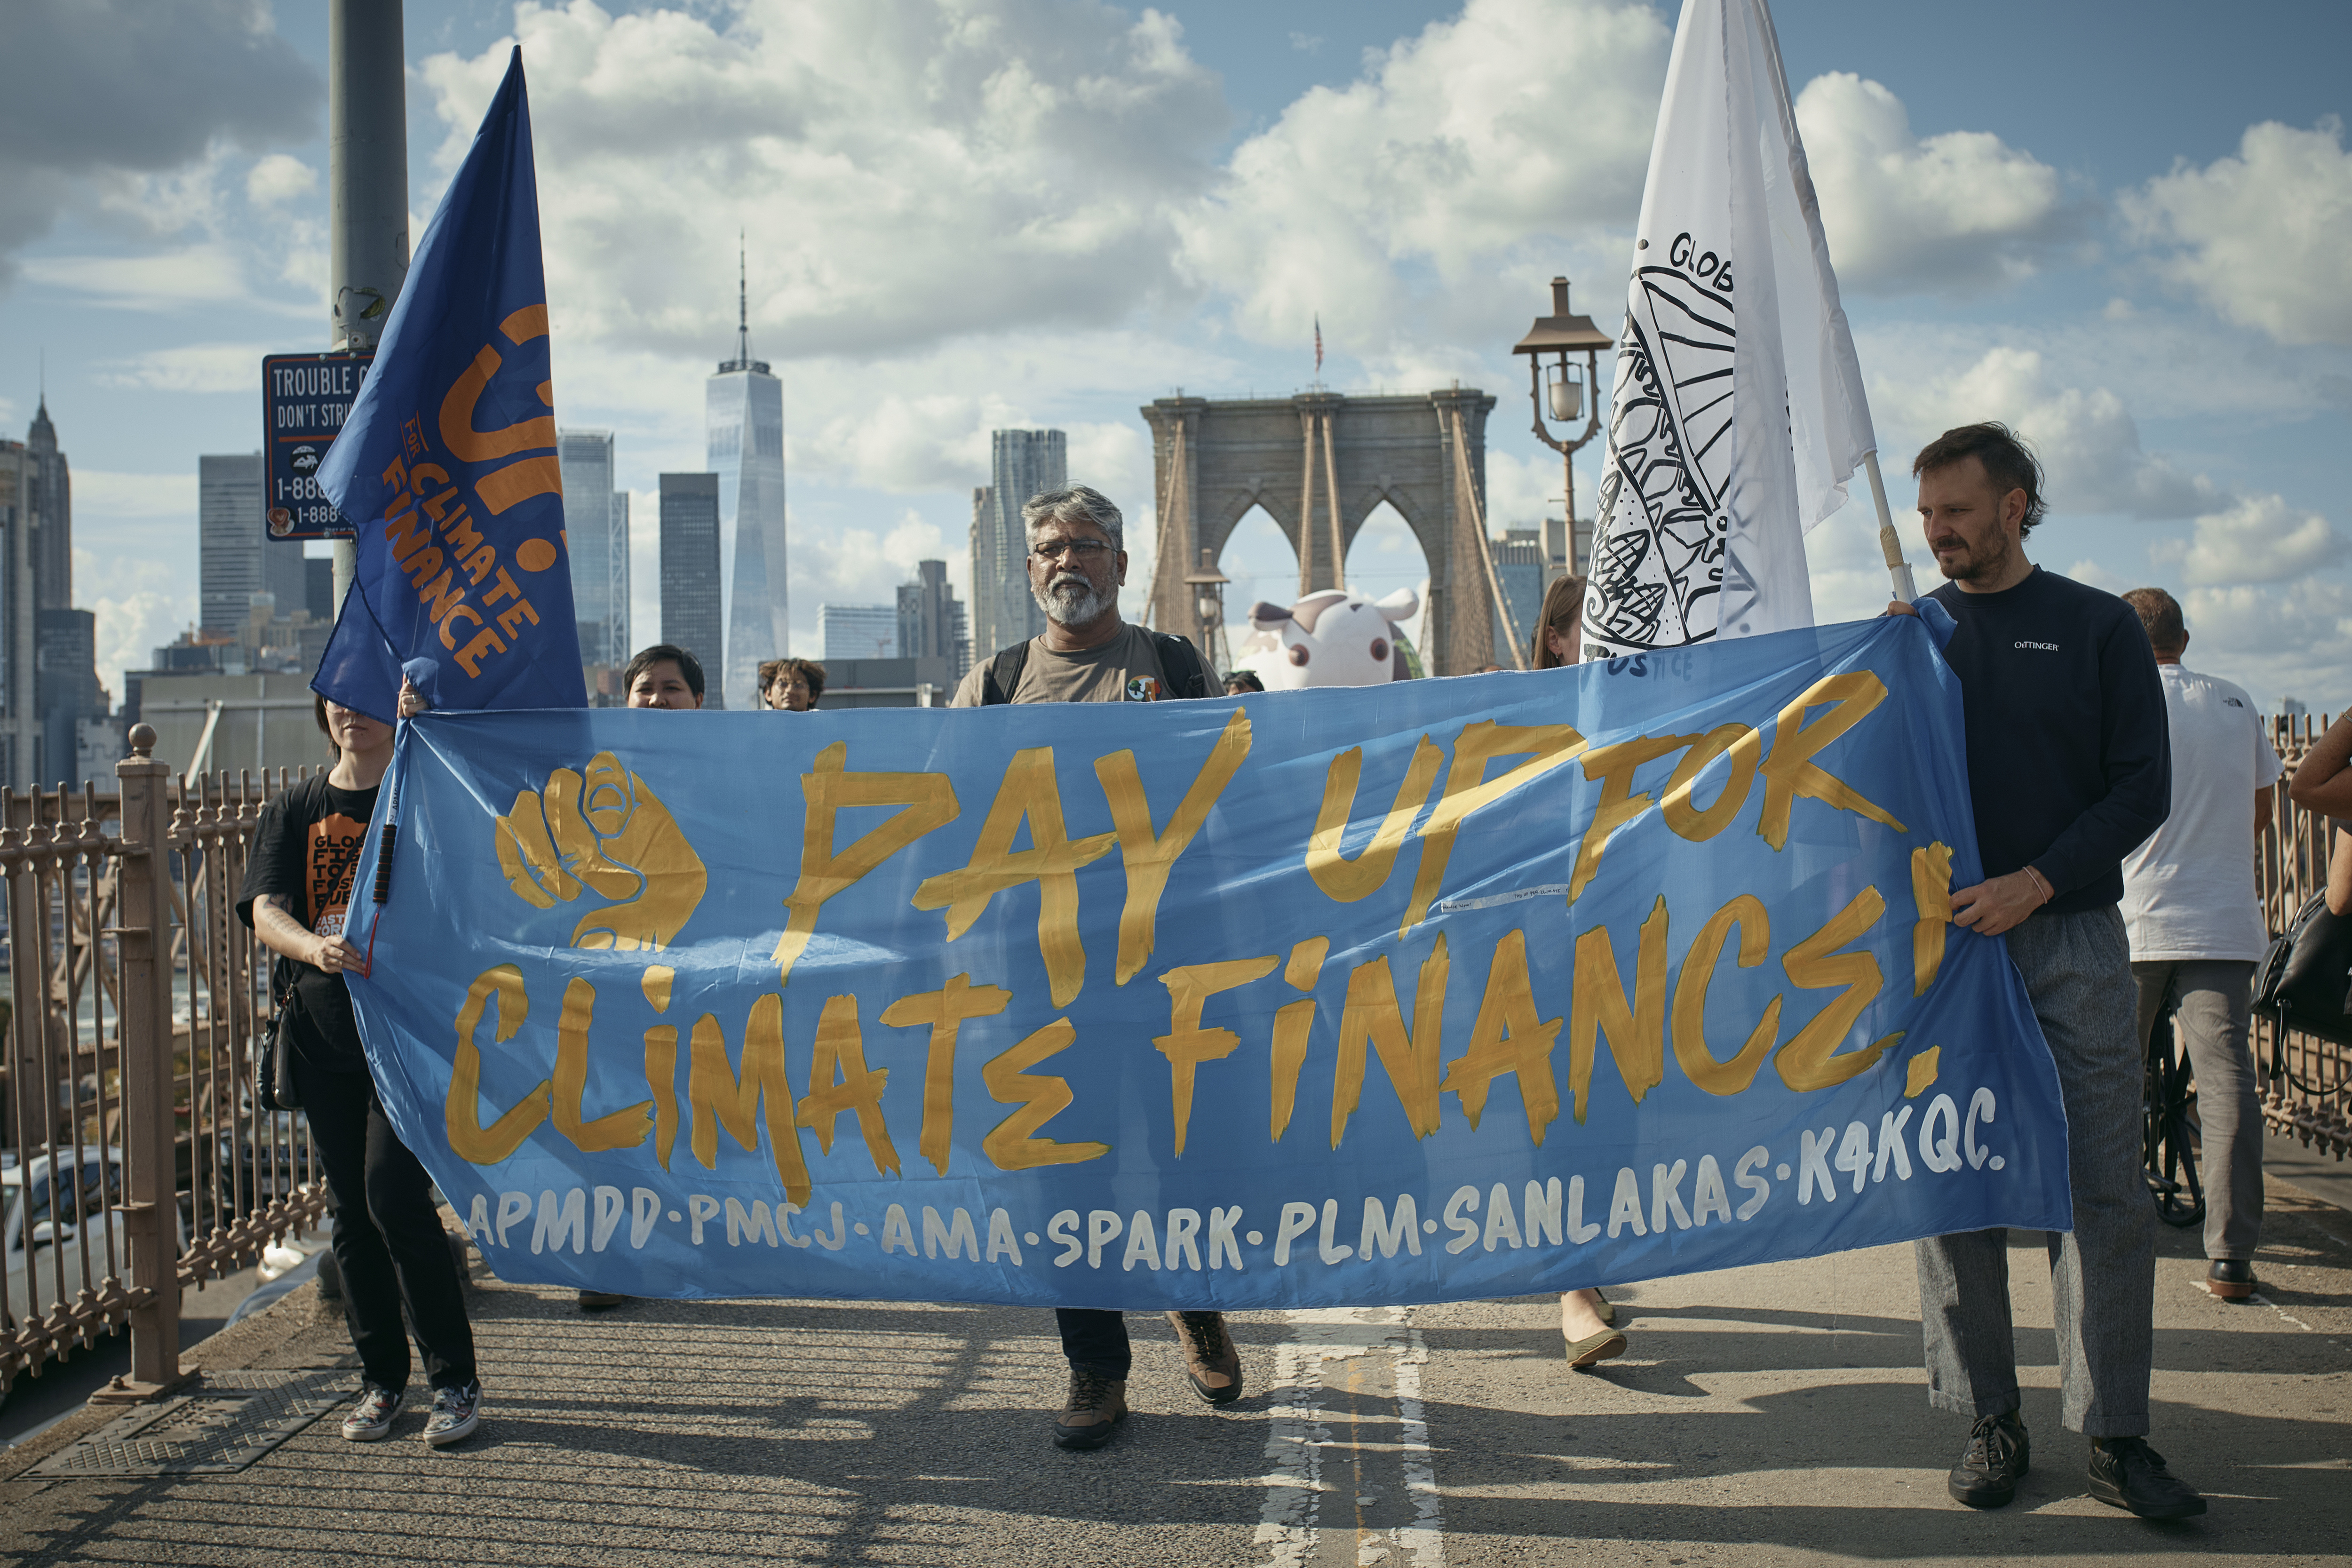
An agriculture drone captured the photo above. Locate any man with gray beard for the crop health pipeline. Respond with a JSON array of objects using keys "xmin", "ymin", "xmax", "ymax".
[
  {"xmin": 953, "ymin": 484, "xmax": 1215, "ymax": 708},
  {"xmin": 950, "ymin": 485, "xmax": 1229, "ymax": 1449}
]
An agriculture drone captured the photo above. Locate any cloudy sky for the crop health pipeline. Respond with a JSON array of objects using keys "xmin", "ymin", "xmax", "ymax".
[{"xmin": 5, "ymin": 0, "xmax": 2350, "ymax": 710}]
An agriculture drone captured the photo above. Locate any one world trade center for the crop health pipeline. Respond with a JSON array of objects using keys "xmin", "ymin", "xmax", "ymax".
[{"xmin": 709, "ymin": 248, "xmax": 787, "ymax": 709}]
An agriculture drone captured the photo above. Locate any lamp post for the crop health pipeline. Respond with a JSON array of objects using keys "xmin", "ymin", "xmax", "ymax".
[
  {"xmin": 1183, "ymin": 548, "xmax": 1230, "ymax": 678},
  {"xmin": 1512, "ymin": 276, "xmax": 1613, "ymax": 581}
]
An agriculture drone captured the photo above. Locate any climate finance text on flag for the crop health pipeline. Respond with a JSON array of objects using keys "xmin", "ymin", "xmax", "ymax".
[
  {"xmin": 313, "ymin": 47, "xmax": 584, "ymax": 721},
  {"xmin": 340, "ymin": 617, "xmax": 2070, "ymax": 1307}
]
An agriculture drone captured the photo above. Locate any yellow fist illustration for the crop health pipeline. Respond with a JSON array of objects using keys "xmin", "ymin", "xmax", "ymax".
[{"xmin": 494, "ymin": 752, "xmax": 707, "ymax": 951}]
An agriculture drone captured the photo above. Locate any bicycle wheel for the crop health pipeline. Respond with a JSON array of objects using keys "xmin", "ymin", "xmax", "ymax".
[{"xmin": 2142, "ymin": 1000, "xmax": 2206, "ymax": 1229}]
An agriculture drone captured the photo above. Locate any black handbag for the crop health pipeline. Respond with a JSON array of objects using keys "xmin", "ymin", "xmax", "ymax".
[
  {"xmin": 2253, "ymin": 891, "xmax": 2352, "ymax": 1046},
  {"xmin": 258, "ymin": 959, "xmax": 301, "ymax": 1113}
]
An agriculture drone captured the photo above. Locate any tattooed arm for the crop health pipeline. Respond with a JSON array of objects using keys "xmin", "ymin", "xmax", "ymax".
[{"xmin": 251, "ymin": 893, "xmax": 364, "ymax": 975}]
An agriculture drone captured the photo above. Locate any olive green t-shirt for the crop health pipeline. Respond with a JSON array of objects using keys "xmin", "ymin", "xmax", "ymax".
[{"xmin": 950, "ymin": 624, "xmax": 1180, "ymax": 707}]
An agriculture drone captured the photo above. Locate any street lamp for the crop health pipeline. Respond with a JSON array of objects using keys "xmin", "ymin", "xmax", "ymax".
[
  {"xmin": 1183, "ymin": 548, "xmax": 1230, "ymax": 677},
  {"xmin": 1512, "ymin": 276, "xmax": 1613, "ymax": 580}
]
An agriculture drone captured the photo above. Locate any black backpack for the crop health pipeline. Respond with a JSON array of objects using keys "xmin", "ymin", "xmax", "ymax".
[{"xmin": 977, "ymin": 632, "xmax": 1214, "ymax": 705}]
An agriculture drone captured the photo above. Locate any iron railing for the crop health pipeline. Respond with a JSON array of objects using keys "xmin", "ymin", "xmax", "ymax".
[
  {"xmin": 0, "ymin": 726, "xmax": 328, "ymax": 1397},
  {"xmin": 2262, "ymin": 714, "xmax": 2352, "ymax": 1161}
]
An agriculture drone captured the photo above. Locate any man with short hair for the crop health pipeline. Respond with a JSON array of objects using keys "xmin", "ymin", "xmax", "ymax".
[
  {"xmin": 1890, "ymin": 423, "xmax": 2199, "ymax": 1518},
  {"xmin": 950, "ymin": 484, "xmax": 1233, "ymax": 1449},
  {"xmin": 760, "ymin": 657, "xmax": 825, "ymax": 712},
  {"xmin": 2118, "ymin": 586, "xmax": 2279, "ymax": 1303},
  {"xmin": 625, "ymin": 645, "xmax": 706, "ymax": 710}
]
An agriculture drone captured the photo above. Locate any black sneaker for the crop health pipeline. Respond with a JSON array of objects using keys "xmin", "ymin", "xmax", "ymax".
[
  {"xmin": 2089, "ymin": 1437, "xmax": 2207, "ymax": 1519},
  {"xmin": 1949, "ymin": 1411, "xmax": 2030, "ymax": 1508},
  {"xmin": 1051, "ymin": 1365, "xmax": 1128, "ymax": 1451}
]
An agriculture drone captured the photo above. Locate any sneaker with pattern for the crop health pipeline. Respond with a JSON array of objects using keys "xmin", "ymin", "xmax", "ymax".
[
  {"xmin": 341, "ymin": 1383, "xmax": 402, "ymax": 1442},
  {"xmin": 423, "ymin": 1380, "xmax": 481, "ymax": 1448}
]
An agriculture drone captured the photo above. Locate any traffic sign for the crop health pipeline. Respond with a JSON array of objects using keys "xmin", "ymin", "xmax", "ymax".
[{"xmin": 262, "ymin": 351, "xmax": 374, "ymax": 540}]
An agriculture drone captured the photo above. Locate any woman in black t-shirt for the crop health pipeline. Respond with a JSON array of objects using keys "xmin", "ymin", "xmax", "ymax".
[{"xmin": 237, "ymin": 690, "xmax": 483, "ymax": 1448}]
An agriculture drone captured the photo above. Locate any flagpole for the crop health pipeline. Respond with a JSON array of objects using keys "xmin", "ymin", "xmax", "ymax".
[{"xmin": 1863, "ymin": 451, "xmax": 1917, "ymax": 602}]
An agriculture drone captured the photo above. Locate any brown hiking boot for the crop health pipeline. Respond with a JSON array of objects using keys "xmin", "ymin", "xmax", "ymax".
[
  {"xmin": 1167, "ymin": 1310, "xmax": 1243, "ymax": 1404},
  {"xmin": 1052, "ymin": 1365, "xmax": 1128, "ymax": 1450}
]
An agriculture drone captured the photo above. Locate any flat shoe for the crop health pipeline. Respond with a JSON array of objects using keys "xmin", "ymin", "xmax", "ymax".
[
  {"xmin": 2206, "ymin": 1259, "xmax": 2257, "ymax": 1301},
  {"xmin": 1563, "ymin": 1328, "xmax": 1626, "ymax": 1368}
]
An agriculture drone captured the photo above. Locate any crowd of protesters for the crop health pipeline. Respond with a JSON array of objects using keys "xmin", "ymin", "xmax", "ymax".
[{"xmin": 237, "ymin": 422, "xmax": 2340, "ymax": 1523}]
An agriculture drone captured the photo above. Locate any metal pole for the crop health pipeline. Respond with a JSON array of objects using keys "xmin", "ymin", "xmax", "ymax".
[
  {"xmin": 99, "ymin": 724, "xmax": 186, "ymax": 1401},
  {"xmin": 1865, "ymin": 451, "xmax": 1919, "ymax": 602},
  {"xmin": 328, "ymin": 0, "xmax": 410, "ymax": 618}
]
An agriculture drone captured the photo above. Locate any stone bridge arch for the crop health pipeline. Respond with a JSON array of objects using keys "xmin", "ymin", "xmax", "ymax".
[{"xmin": 1141, "ymin": 389, "xmax": 1499, "ymax": 676}]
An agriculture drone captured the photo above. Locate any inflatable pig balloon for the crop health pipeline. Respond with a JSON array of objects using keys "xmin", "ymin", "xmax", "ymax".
[{"xmin": 1232, "ymin": 587, "xmax": 1420, "ymax": 690}]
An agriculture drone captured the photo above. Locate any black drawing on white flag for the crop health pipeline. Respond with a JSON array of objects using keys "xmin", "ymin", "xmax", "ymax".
[{"xmin": 1583, "ymin": 231, "xmax": 1736, "ymax": 655}]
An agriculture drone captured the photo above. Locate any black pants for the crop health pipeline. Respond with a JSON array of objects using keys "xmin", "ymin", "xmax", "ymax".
[
  {"xmin": 1057, "ymin": 1308, "xmax": 1132, "ymax": 1377},
  {"xmin": 297, "ymin": 1058, "xmax": 477, "ymax": 1392}
]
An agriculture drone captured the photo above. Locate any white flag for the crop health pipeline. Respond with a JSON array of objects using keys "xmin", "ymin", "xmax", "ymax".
[{"xmin": 1581, "ymin": 0, "xmax": 1875, "ymax": 658}]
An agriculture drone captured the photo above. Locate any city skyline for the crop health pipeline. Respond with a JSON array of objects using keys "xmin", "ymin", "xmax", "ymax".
[{"xmin": 3, "ymin": 1, "xmax": 2347, "ymax": 714}]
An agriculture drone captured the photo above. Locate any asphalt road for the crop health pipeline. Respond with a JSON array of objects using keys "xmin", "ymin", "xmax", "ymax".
[{"xmin": 0, "ymin": 1182, "xmax": 2345, "ymax": 1567}]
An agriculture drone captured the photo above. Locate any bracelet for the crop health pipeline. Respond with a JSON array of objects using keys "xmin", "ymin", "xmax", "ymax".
[{"xmin": 2023, "ymin": 866, "xmax": 2054, "ymax": 905}]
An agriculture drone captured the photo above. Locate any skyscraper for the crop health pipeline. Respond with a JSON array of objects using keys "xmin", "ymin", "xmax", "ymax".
[
  {"xmin": 897, "ymin": 559, "xmax": 970, "ymax": 681},
  {"xmin": 0, "ymin": 441, "xmax": 39, "ymax": 787},
  {"xmin": 24, "ymin": 394, "xmax": 70, "ymax": 614},
  {"xmin": 708, "ymin": 248, "xmax": 787, "ymax": 711},
  {"xmin": 200, "ymin": 453, "xmax": 305, "ymax": 635},
  {"xmin": 660, "ymin": 472, "xmax": 723, "ymax": 704},
  {"xmin": 967, "ymin": 429, "xmax": 1064, "ymax": 658},
  {"xmin": 820, "ymin": 604, "xmax": 898, "ymax": 662},
  {"xmin": 556, "ymin": 429, "xmax": 630, "ymax": 670}
]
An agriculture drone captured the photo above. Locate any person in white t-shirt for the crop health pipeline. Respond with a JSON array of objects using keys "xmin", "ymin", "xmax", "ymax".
[{"xmin": 2118, "ymin": 589, "xmax": 2279, "ymax": 1302}]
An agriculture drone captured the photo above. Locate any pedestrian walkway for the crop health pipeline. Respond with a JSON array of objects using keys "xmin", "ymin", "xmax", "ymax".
[{"xmin": 2, "ymin": 1180, "xmax": 2345, "ymax": 1567}]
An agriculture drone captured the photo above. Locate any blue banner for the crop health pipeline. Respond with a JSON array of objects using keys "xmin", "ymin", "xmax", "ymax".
[
  {"xmin": 342, "ymin": 615, "xmax": 2070, "ymax": 1307},
  {"xmin": 314, "ymin": 47, "xmax": 585, "ymax": 723}
]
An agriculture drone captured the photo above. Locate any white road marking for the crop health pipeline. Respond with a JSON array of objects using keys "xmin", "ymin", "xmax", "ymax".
[{"xmin": 1255, "ymin": 1306, "xmax": 1445, "ymax": 1568}]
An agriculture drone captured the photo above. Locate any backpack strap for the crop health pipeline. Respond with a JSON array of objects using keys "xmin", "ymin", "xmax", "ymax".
[
  {"xmin": 980, "ymin": 641, "xmax": 1032, "ymax": 706},
  {"xmin": 1153, "ymin": 633, "xmax": 1213, "ymax": 700}
]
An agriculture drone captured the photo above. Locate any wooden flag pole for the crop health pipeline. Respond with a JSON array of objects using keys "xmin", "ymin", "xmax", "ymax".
[{"xmin": 1864, "ymin": 451, "xmax": 1918, "ymax": 602}]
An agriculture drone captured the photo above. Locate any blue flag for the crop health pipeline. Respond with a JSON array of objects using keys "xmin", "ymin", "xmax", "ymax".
[
  {"xmin": 338, "ymin": 617, "xmax": 2072, "ymax": 1308},
  {"xmin": 314, "ymin": 48, "xmax": 585, "ymax": 723}
]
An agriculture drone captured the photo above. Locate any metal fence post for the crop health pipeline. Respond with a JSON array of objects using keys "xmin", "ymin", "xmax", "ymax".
[{"xmin": 103, "ymin": 723, "xmax": 187, "ymax": 1401}]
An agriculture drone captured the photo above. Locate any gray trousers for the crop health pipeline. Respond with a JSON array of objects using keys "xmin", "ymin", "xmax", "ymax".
[
  {"xmin": 1915, "ymin": 906, "xmax": 2154, "ymax": 1436},
  {"xmin": 2133, "ymin": 959, "xmax": 2264, "ymax": 1261}
]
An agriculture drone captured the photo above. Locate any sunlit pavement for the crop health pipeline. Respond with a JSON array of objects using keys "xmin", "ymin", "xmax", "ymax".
[{"xmin": 0, "ymin": 1181, "xmax": 2344, "ymax": 1567}]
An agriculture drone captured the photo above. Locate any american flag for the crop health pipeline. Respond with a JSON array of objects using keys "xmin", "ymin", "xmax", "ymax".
[{"xmin": 1313, "ymin": 314, "xmax": 1323, "ymax": 376}]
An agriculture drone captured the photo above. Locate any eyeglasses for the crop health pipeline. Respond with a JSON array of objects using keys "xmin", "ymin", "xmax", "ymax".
[{"xmin": 1031, "ymin": 538, "xmax": 1113, "ymax": 561}]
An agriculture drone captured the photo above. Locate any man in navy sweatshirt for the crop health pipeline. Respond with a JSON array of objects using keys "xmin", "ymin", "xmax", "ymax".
[{"xmin": 1890, "ymin": 422, "xmax": 2200, "ymax": 1519}]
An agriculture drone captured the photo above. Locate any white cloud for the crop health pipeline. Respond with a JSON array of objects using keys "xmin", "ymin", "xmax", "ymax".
[
  {"xmin": 2153, "ymin": 493, "xmax": 2345, "ymax": 586},
  {"xmin": 2124, "ymin": 117, "xmax": 2352, "ymax": 348},
  {"xmin": 245, "ymin": 153, "xmax": 316, "ymax": 207},
  {"xmin": 19, "ymin": 246, "xmax": 258, "ymax": 311},
  {"xmin": 93, "ymin": 341, "xmax": 274, "ymax": 394},
  {"xmin": 1178, "ymin": 0, "xmax": 1669, "ymax": 350},
  {"xmin": 2177, "ymin": 577, "xmax": 2352, "ymax": 709},
  {"xmin": 0, "ymin": 0, "xmax": 318, "ymax": 281},
  {"xmin": 73, "ymin": 470, "xmax": 198, "ymax": 518},
  {"xmin": 1794, "ymin": 73, "xmax": 2078, "ymax": 294},
  {"xmin": 420, "ymin": 0, "xmax": 1227, "ymax": 361},
  {"xmin": 1871, "ymin": 346, "xmax": 2217, "ymax": 519}
]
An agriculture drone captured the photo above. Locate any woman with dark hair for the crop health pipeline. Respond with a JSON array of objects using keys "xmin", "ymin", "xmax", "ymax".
[
  {"xmin": 1223, "ymin": 670, "xmax": 1264, "ymax": 696},
  {"xmin": 1530, "ymin": 573, "xmax": 1587, "ymax": 670},
  {"xmin": 238, "ymin": 691, "xmax": 482, "ymax": 1446}
]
